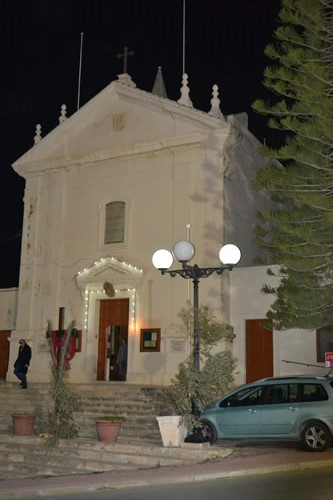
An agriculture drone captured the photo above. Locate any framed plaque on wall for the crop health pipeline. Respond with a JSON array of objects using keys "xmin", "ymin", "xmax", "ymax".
[{"xmin": 140, "ymin": 329, "xmax": 161, "ymax": 352}]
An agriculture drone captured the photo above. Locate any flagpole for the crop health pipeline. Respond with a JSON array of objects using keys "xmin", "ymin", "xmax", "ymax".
[
  {"xmin": 77, "ymin": 32, "xmax": 84, "ymax": 110},
  {"xmin": 182, "ymin": 0, "xmax": 186, "ymax": 74}
]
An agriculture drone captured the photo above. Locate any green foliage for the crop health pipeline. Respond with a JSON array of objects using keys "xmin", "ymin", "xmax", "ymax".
[
  {"xmin": 178, "ymin": 305, "xmax": 236, "ymax": 354},
  {"xmin": 163, "ymin": 304, "xmax": 237, "ymax": 431},
  {"xmin": 44, "ymin": 321, "xmax": 82, "ymax": 446},
  {"xmin": 252, "ymin": 0, "xmax": 333, "ymax": 330}
]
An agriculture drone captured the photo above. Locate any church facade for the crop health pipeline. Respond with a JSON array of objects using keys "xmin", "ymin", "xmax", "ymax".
[{"xmin": 1, "ymin": 72, "xmax": 324, "ymax": 386}]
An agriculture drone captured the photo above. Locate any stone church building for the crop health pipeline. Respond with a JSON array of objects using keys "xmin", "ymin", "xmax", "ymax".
[{"xmin": 0, "ymin": 70, "xmax": 326, "ymax": 386}]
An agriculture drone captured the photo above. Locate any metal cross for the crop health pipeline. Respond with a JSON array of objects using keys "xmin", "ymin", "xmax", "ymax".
[{"xmin": 116, "ymin": 46, "xmax": 135, "ymax": 73}]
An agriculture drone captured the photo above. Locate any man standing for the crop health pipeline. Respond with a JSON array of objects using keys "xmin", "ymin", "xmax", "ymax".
[
  {"xmin": 14, "ymin": 339, "xmax": 32, "ymax": 389},
  {"xmin": 117, "ymin": 338, "xmax": 127, "ymax": 381}
]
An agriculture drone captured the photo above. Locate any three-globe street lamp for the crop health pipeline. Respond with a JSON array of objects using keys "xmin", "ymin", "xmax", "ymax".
[{"xmin": 152, "ymin": 239, "xmax": 241, "ymax": 417}]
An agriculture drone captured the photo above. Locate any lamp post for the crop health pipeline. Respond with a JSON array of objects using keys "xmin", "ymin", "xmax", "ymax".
[{"xmin": 152, "ymin": 239, "xmax": 241, "ymax": 417}]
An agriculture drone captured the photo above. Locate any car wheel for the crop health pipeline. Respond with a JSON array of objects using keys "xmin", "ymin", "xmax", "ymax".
[
  {"xmin": 301, "ymin": 420, "xmax": 332, "ymax": 452},
  {"xmin": 200, "ymin": 419, "xmax": 218, "ymax": 444}
]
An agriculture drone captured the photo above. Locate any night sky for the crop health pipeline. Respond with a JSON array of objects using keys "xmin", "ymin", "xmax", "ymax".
[{"xmin": 0, "ymin": 0, "xmax": 281, "ymax": 287}]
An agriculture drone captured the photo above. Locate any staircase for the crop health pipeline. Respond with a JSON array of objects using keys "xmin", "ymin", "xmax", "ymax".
[
  {"xmin": 0, "ymin": 435, "xmax": 231, "ymax": 480},
  {"xmin": 0, "ymin": 382, "xmax": 167, "ymax": 444},
  {"xmin": 0, "ymin": 382, "xmax": 233, "ymax": 480}
]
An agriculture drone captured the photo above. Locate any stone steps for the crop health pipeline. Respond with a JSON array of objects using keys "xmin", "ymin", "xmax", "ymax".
[
  {"xmin": 0, "ymin": 383, "xmax": 232, "ymax": 479},
  {"xmin": 0, "ymin": 435, "xmax": 230, "ymax": 481},
  {"xmin": 0, "ymin": 382, "xmax": 167, "ymax": 443},
  {"xmin": 0, "ymin": 381, "xmax": 199, "ymax": 478}
]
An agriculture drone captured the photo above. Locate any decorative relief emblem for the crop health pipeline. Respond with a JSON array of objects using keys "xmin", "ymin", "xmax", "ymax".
[
  {"xmin": 103, "ymin": 282, "xmax": 115, "ymax": 297},
  {"xmin": 112, "ymin": 113, "xmax": 126, "ymax": 131}
]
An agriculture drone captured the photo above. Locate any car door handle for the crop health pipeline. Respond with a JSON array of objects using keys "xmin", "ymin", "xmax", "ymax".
[
  {"xmin": 288, "ymin": 407, "xmax": 297, "ymax": 411},
  {"xmin": 248, "ymin": 409, "xmax": 256, "ymax": 413}
]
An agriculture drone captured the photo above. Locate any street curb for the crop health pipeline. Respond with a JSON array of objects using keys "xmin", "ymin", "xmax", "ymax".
[{"xmin": 2, "ymin": 458, "xmax": 333, "ymax": 498}]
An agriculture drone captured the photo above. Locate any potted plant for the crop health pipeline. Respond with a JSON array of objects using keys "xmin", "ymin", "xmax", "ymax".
[
  {"xmin": 95, "ymin": 415, "xmax": 126, "ymax": 443},
  {"xmin": 159, "ymin": 304, "xmax": 237, "ymax": 446},
  {"xmin": 156, "ymin": 415, "xmax": 188, "ymax": 447},
  {"xmin": 12, "ymin": 413, "xmax": 36, "ymax": 436}
]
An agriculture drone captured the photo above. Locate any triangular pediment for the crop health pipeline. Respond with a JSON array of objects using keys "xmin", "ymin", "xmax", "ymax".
[
  {"xmin": 75, "ymin": 256, "xmax": 144, "ymax": 291},
  {"xmin": 13, "ymin": 77, "xmax": 230, "ymax": 175}
]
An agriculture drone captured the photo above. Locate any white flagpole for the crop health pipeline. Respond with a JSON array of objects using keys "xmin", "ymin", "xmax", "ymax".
[
  {"xmin": 182, "ymin": 0, "xmax": 186, "ymax": 74},
  {"xmin": 77, "ymin": 32, "xmax": 84, "ymax": 111}
]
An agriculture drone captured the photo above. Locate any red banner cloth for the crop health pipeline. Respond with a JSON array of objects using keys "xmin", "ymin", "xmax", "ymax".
[{"xmin": 51, "ymin": 330, "xmax": 76, "ymax": 370}]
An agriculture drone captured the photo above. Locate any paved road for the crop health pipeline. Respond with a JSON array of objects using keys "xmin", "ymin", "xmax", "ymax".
[{"xmin": 49, "ymin": 467, "xmax": 333, "ymax": 500}]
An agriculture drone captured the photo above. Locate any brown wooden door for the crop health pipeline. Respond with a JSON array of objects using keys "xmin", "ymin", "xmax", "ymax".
[
  {"xmin": 246, "ymin": 319, "xmax": 273, "ymax": 383},
  {"xmin": 97, "ymin": 299, "xmax": 129, "ymax": 381},
  {"xmin": 0, "ymin": 330, "xmax": 11, "ymax": 380}
]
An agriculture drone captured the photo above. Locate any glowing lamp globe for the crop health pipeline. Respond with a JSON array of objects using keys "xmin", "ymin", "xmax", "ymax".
[
  {"xmin": 152, "ymin": 249, "xmax": 173, "ymax": 270},
  {"xmin": 219, "ymin": 244, "xmax": 241, "ymax": 266}
]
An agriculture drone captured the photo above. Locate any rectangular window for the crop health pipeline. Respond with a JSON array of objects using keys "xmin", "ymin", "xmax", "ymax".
[
  {"xmin": 287, "ymin": 384, "xmax": 299, "ymax": 403},
  {"xmin": 265, "ymin": 385, "xmax": 287, "ymax": 404},
  {"xmin": 301, "ymin": 383, "xmax": 328, "ymax": 402},
  {"xmin": 104, "ymin": 201, "xmax": 125, "ymax": 244}
]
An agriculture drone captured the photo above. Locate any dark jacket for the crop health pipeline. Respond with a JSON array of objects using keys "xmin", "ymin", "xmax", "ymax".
[{"xmin": 14, "ymin": 343, "xmax": 32, "ymax": 370}]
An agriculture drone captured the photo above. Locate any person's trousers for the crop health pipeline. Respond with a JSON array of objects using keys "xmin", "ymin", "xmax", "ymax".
[
  {"xmin": 14, "ymin": 366, "xmax": 28, "ymax": 387},
  {"xmin": 119, "ymin": 361, "xmax": 127, "ymax": 380}
]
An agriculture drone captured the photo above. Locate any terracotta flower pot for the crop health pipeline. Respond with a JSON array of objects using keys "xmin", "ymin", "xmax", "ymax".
[
  {"xmin": 95, "ymin": 420, "xmax": 123, "ymax": 443},
  {"xmin": 12, "ymin": 413, "xmax": 36, "ymax": 436}
]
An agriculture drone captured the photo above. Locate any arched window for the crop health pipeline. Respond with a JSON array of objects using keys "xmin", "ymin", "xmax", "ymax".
[{"xmin": 104, "ymin": 201, "xmax": 125, "ymax": 244}]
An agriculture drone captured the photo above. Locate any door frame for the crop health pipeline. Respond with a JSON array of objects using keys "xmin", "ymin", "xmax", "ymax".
[
  {"xmin": 97, "ymin": 298, "xmax": 129, "ymax": 381},
  {"xmin": 83, "ymin": 282, "xmax": 138, "ymax": 383}
]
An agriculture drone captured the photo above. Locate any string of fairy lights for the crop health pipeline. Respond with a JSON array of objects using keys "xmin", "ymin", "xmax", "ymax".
[
  {"xmin": 76, "ymin": 256, "xmax": 144, "ymax": 332},
  {"xmin": 84, "ymin": 287, "xmax": 137, "ymax": 332},
  {"xmin": 76, "ymin": 256, "xmax": 144, "ymax": 277}
]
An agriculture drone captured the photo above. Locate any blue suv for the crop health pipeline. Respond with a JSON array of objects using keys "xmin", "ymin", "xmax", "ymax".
[{"xmin": 201, "ymin": 375, "xmax": 333, "ymax": 451}]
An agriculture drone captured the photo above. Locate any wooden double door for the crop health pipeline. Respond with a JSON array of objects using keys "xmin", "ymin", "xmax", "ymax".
[{"xmin": 97, "ymin": 299, "xmax": 129, "ymax": 381}]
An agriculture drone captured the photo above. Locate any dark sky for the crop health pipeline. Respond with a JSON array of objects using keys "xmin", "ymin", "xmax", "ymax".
[{"xmin": 0, "ymin": 0, "xmax": 281, "ymax": 287}]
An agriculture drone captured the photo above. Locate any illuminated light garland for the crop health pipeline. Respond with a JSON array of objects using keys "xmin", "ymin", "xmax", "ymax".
[
  {"xmin": 84, "ymin": 286, "xmax": 137, "ymax": 332},
  {"xmin": 77, "ymin": 257, "xmax": 142, "ymax": 333},
  {"xmin": 76, "ymin": 257, "xmax": 144, "ymax": 277}
]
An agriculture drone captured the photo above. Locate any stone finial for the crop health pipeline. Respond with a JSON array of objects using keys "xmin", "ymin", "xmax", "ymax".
[
  {"xmin": 59, "ymin": 104, "xmax": 67, "ymax": 123},
  {"xmin": 209, "ymin": 84, "xmax": 224, "ymax": 120},
  {"xmin": 117, "ymin": 73, "xmax": 136, "ymax": 88},
  {"xmin": 152, "ymin": 66, "xmax": 167, "ymax": 98},
  {"xmin": 34, "ymin": 124, "xmax": 42, "ymax": 145},
  {"xmin": 178, "ymin": 73, "xmax": 193, "ymax": 108}
]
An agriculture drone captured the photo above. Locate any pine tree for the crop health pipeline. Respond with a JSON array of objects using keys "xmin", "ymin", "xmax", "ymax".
[{"xmin": 252, "ymin": 0, "xmax": 333, "ymax": 330}]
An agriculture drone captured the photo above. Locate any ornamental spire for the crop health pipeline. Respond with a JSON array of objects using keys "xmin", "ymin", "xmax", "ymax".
[
  {"xmin": 209, "ymin": 84, "xmax": 224, "ymax": 120},
  {"xmin": 59, "ymin": 104, "xmax": 67, "ymax": 123},
  {"xmin": 178, "ymin": 73, "xmax": 193, "ymax": 108},
  {"xmin": 34, "ymin": 124, "xmax": 42, "ymax": 145},
  {"xmin": 152, "ymin": 66, "xmax": 167, "ymax": 98}
]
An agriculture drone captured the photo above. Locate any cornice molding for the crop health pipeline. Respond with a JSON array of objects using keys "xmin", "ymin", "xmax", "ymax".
[{"xmin": 14, "ymin": 129, "xmax": 230, "ymax": 175}]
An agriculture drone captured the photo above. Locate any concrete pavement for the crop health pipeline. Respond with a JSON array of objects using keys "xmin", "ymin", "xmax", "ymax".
[{"xmin": 1, "ymin": 441, "xmax": 333, "ymax": 498}]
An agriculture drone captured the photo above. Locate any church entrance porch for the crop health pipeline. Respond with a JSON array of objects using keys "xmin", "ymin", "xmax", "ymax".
[{"xmin": 97, "ymin": 299, "xmax": 129, "ymax": 381}]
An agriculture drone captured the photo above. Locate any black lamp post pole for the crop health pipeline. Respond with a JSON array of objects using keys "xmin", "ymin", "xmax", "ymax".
[
  {"xmin": 193, "ymin": 270, "xmax": 200, "ymax": 376},
  {"xmin": 160, "ymin": 262, "xmax": 233, "ymax": 417}
]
